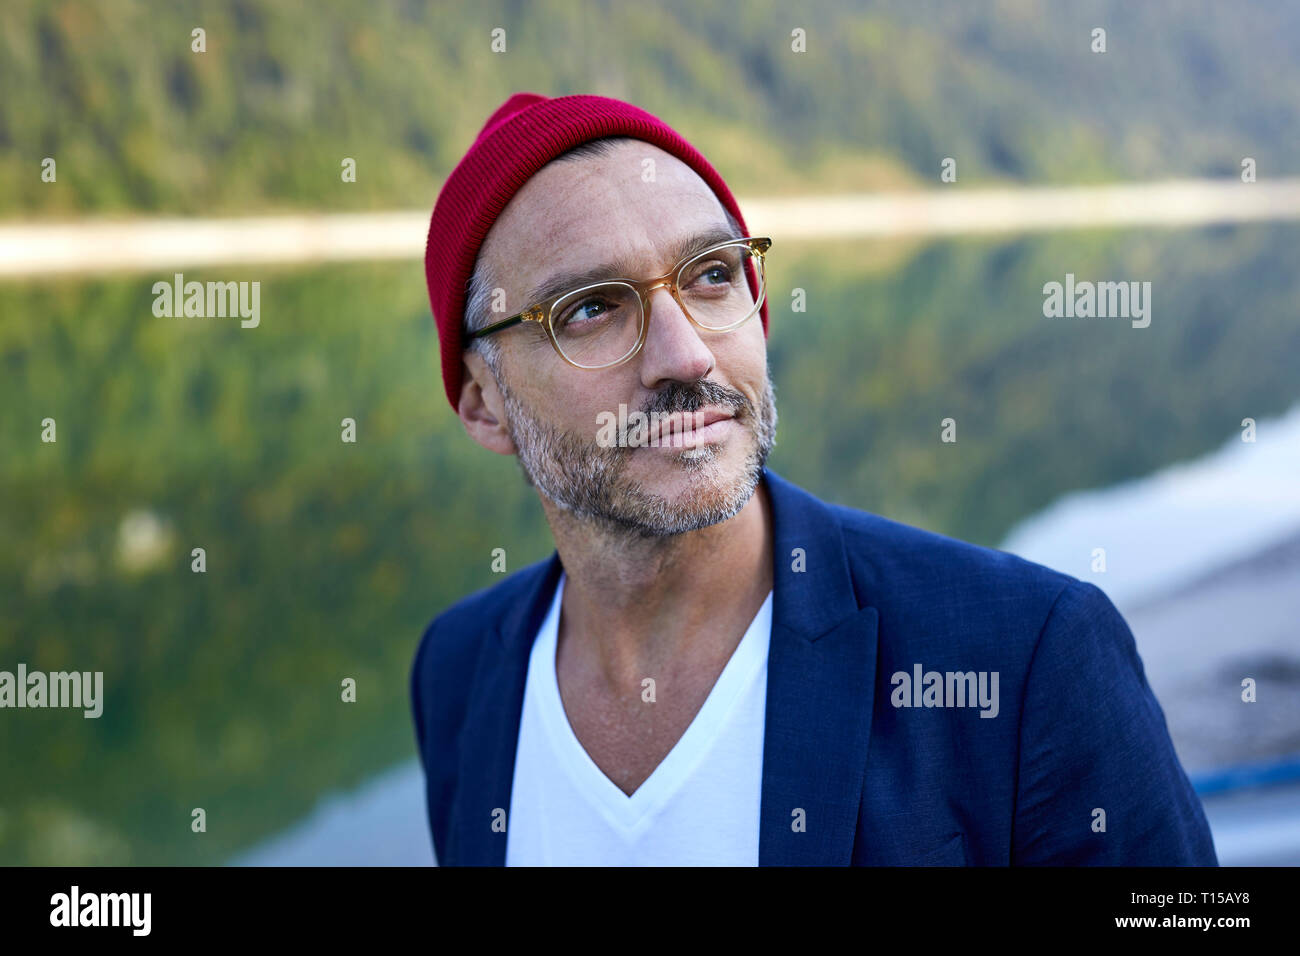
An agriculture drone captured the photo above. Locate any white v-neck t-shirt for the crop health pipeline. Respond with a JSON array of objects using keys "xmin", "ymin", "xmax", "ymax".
[{"xmin": 505, "ymin": 571, "xmax": 773, "ymax": 866}]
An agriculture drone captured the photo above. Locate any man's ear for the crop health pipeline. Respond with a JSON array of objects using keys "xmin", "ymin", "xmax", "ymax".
[{"xmin": 458, "ymin": 350, "xmax": 517, "ymax": 456}]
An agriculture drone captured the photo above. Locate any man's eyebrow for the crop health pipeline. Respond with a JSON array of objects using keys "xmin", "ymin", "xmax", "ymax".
[{"xmin": 523, "ymin": 225, "xmax": 742, "ymax": 306}]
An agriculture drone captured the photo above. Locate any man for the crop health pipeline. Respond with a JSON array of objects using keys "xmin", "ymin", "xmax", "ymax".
[{"xmin": 410, "ymin": 92, "xmax": 1218, "ymax": 866}]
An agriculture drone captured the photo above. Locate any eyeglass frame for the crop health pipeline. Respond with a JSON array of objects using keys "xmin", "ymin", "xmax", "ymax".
[{"xmin": 464, "ymin": 236, "xmax": 772, "ymax": 370}]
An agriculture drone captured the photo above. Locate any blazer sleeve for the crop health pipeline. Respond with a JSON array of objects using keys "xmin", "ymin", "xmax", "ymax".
[
  {"xmin": 409, "ymin": 620, "xmax": 440, "ymax": 861},
  {"xmin": 409, "ymin": 615, "xmax": 465, "ymax": 867},
  {"xmin": 1012, "ymin": 580, "xmax": 1218, "ymax": 865}
]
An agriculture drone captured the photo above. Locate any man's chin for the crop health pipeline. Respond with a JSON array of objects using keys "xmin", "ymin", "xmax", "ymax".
[
  {"xmin": 608, "ymin": 457, "xmax": 762, "ymax": 536},
  {"xmin": 510, "ymin": 398, "xmax": 772, "ymax": 537},
  {"xmin": 626, "ymin": 442, "xmax": 726, "ymax": 487}
]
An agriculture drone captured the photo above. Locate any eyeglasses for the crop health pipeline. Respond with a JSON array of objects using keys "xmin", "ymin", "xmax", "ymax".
[{"xmin": 466, "ymin": 236, "xmax": 771, "ymax": 370}]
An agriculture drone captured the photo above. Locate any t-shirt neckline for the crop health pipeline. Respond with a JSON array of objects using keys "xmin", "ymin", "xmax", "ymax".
[{"xmin": 529, "ymin": 569, "xmax": 773, "ymax": 835}]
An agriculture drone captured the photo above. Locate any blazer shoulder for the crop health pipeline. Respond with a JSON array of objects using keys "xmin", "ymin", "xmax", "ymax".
[
  {"xmin": 827, "ymin": 502, "xmax": 1080, "ymax": 652},
  {"xmin": 832, "ymin": 503, "xmax": 1073, "ymax": 595},
  {"xmin": 412, "ymin": 554, "xmax": 555, "ymax": 680}
]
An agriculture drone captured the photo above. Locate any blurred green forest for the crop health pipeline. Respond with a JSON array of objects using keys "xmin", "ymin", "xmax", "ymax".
[
  {"xmin": 4, "ymin": 0, "xmax": 1300, "ymax": 217},
  {"xmin": 3, "ymin": 224, "xmax": 1299, "ymax": 863}
]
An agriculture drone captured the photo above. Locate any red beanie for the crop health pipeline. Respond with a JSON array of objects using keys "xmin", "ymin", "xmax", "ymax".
[{"xmin": 424, "ymin": 92, "xmax": 768, "ymax": 412}]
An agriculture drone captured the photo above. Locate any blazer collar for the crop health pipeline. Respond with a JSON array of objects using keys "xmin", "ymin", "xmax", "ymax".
[{"xmin": 448, "ymin": 467, "xmax": 877, "ymax": 865}]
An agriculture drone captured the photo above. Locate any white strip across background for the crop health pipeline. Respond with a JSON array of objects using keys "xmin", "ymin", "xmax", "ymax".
[{"xmin": 3, "ymin": 178, "xmax": 1300, "ymax": 277}]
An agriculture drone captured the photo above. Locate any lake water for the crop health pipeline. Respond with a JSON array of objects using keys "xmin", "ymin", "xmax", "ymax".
[{"xmin": 4, "ymin": 223, "xmax": 1299, "ymax": 865}]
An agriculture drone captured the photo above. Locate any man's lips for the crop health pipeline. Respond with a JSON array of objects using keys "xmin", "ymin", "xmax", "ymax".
[{"xmin": 644, "ymin": 408, "xmax": 736, "ymax": 448}]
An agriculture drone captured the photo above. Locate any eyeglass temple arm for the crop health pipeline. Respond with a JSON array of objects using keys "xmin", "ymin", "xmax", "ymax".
[
  {"xmin": 465, "ymin": 316, "xmax": 518, "ymax": 340},
  {"xmin": 465, "ymin": 307, "xmax": 540, "ymax": 339}
]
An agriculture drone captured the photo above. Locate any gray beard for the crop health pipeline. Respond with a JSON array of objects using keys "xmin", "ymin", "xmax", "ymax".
[{"xmin": 498, "ymin": 372, "xmax": 778, "ymax": 539}]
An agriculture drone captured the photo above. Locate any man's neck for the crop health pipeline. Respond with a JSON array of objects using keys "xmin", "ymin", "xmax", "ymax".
[{"xmin": 541, "ymin": 477, "xmax": 775, "ymax": 685}]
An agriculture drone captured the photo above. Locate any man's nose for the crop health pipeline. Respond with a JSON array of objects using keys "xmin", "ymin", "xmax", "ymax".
[{"xmin": 637, "ymin": 285, "xmax": 715, "ymax": 388}]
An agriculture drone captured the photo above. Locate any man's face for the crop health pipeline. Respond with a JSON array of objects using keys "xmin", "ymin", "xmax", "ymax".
[{"xmin": 470, "ymin": 139, "xmax": 777, "ymax": 537}]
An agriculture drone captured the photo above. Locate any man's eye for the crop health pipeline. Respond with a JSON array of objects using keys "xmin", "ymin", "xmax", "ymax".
[
  {"xmin": 684, "ymin": 262, "xmax": 735, "ymax": 290},
  {"xmin": 556, "ymin": 298, "xmax": 610, "ymax": 328}
]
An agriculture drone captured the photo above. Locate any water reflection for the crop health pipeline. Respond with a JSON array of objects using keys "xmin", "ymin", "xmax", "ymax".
[{"xmin": 4, "ymin": 224, "xmax": 1299, "ymax": 864}]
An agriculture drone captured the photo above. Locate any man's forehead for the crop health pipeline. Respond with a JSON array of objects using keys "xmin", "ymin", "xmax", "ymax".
[
  {"xmin": 508, "ymin": 150, "xmax": 714, "ymax": 228},
  {"xmin": 521, "ymin": 222, "xmax": 742, "ymax": 308},
  {"xmin": 485, "ymin": 142, "xmax": 735, "ymax": 298}
]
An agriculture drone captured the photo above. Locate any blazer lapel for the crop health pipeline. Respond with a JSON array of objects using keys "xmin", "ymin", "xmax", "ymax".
[
  {"xmin": 758, "ymin": 469, "xmax": 879, "ymax": 865},
  {"xmin": 446, "ymin": 553, "xmax": 563, "ymax": 866}
]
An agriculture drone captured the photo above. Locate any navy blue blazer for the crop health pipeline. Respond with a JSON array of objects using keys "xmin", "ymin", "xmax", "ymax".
[{"xmin": 409, "ymin": 467, "xmax": 1218, "ymax": 865}]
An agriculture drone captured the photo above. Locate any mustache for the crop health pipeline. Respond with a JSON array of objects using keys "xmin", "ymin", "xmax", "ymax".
[{"xmin": 639, "ymin": 379, "xmax": 750, "ymax": 419}]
